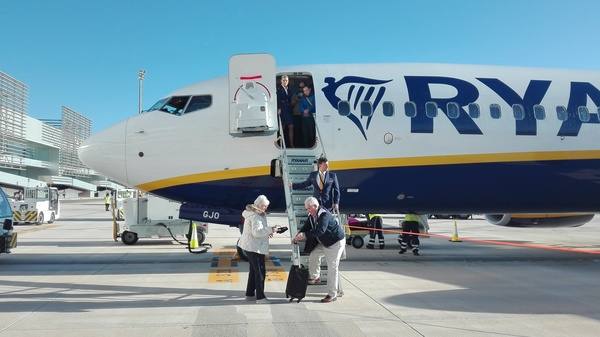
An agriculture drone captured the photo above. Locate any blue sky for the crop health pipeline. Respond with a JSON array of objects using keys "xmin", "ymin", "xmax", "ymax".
[{"xmin": 1, "ymin": 0, "xmax": 599, "ymax": 132}]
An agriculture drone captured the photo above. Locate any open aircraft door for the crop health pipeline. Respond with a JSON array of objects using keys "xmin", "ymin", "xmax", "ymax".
[{"xmin": 229, "ymin": 54, "xmax": 277, "ymax": 134}]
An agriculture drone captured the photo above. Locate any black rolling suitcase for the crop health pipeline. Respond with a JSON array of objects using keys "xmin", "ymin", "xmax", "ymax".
[{"xmin": 285, "ymin": 264, "xmax": 308, "ymax": 302}]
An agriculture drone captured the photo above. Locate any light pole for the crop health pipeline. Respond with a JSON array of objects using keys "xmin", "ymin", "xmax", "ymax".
[{"xmin": 138, "ymin": 70, "xmax": 146, "ymax": 114}]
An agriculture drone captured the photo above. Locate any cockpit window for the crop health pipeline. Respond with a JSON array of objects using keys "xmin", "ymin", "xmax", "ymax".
[
  {"xmin": 160, "ymin": 96, "xmax": 191, "ymax": 115},
  {"xmin": 148, "ymin": 98, "xmax": 168, "ymax": 112},
  {"xmin": 184, "ymin": 95, "xmax": 212, "ymax": 113}
]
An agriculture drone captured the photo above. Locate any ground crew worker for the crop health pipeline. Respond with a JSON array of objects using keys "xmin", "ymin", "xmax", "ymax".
[
  {"xmin": 104, "ymin": 192, "xmax": 111, "ymax": 211},
  {"xmin": 366, "ymin": 214, "xmax": 385, "ymax": 249},
  {"xmin": 399, "ymin": 213, "xmax": 421, "ymax": 255}
]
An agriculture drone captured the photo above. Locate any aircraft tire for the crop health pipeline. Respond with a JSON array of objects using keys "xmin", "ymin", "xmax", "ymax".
[
  {"xmin": 197, "ymin": 230, "xmax": 205, "ymax": 244},
  {"xmin": 351, "ymin": 235, "xmax": 364, "ymax": 249},
  {"xmin": 121, "ymin": 231, "xmax": 138, "ymax": 245}
]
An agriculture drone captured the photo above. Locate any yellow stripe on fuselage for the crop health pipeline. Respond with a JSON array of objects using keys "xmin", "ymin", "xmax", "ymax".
[
  {"xmin": 332, "ymin": 150, "xmax": 600, "ymax": 170},
  {"xmin": 138, "ymin": 165, "xmax": 270, "ymax": 191},
  {"xmin": 138, "ymin": 150, "xmax": 600, "ymax": 192}
]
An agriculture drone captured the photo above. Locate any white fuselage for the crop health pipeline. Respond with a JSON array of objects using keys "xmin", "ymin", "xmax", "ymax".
[{"xmin": 79, "ymin": 63, "xmax": 600, "ymax": 216}]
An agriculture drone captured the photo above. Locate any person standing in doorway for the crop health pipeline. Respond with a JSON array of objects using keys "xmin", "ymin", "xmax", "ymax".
[
  {"xmin": 277, "ymin": 75, "xmax": 294, "ymax": 148},
  {"xmin": 299, "ymin": 85, "xmax": 316, "ymax": 147}
]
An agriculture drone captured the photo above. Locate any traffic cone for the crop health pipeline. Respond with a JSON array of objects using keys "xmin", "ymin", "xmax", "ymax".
[
  {"xmin": 189, "ymin": 222, "xmax": 199, "ymax": 249},
  {"xmin": 449, "ymin": 220, "xmax": 462, "ymax": 242}
]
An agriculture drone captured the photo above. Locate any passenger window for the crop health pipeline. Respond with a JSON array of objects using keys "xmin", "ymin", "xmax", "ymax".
[
  {"xmin": 512, "ymin": 104, "xmax": 525, "ymax": 120},
  {"xmin": 556, "ymin": 106, "xmax": 568, "ymax": 121},
  {"xmin": 533, "ymin": 105, "xmax": 546, "ymax": 120},
  {"xmin": 338, "ymin": 101, "xmax": 351, "ymax": 116},
  {"xmin": 468, "ymin": 103, "xmax": 480, "ymax": 118},
  {"xmin": 360, "ymin": 101, "xmax": 373, "ymax": 117},
  {"xmin": 404, "ymin": 101, "xmax": 417, "ymax": 118},
  {"xmin": 184, "ymin": 95, "xmax": 212, "ymax": 113},
  {"xmin": 160, "ymin": 96, "xmax": 191, "ymax": 115},
  {"xmin": 382, "ymin": 101, "xmax": 394, "ymax": 117},
  {"xmin": 447, "ymin": 102, "xmax": 460, "ymax": 119},
  {"xmin": 490, "ymin": 104, "xmax": 501, "ymax": 119},
  {"xmin": 425, "ymin": 102, "xmax": 438, "ymax": 118},
  {"xmin": 578, "ymin": 106, "xmax": 590, "ymax": 122}
]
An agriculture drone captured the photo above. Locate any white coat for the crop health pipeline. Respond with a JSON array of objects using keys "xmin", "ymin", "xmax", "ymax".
[{"xmin": 237, "ymin": 204, "xmax": 272, "ymax": 255}]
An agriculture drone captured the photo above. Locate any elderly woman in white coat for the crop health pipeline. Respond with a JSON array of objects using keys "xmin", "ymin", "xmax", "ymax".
[{"xmin": 237, "ymin": 195, "xmax": 279, "ymax": 303}]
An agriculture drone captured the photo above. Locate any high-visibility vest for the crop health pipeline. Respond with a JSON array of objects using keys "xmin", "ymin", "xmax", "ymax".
[
  {"xmin": 367, "ymin": 214, "xmax": 381, "ymax": 220},
  {"xmin": 404, "ymin": 213, "xmax": 419, "ymax": 222},
  {"xmin": 104, "ymin": 195, "xmax": 110, "ymax": 204}
]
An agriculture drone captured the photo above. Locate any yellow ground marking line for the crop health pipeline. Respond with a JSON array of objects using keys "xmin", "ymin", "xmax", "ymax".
[
  {"xmin": 266, "ymin": 268, "xmax": 287, "ymax": 282},
  {"xmin": 265, "ymin": 257, "xmax": 286, "ymax": 281},
  {"xmin": 217, "ymin": 258, "xmax": 232, "ymax": 268},
  {"xmin": 212, "ymin": 248, "xmax": 237, "ymax": 256},
  {"xmin": 208, "ymin": 268, "xmax": 240, "ymax": 283}
]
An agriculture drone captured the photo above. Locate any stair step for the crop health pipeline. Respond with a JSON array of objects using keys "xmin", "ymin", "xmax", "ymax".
[
  {"xmin": 288, "ymin": 165, "xmax": 314, "ymax": 175},
  {"xmin": 291, "ymin": 194, "xmax": 313, "ymax": 205},
  {"xmin": 286, "ymin": 156, "xmax": 315, "ymax": 166}
]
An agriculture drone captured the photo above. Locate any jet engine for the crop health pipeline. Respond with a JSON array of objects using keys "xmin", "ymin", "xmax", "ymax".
[{"xmin": 485, "ymin": 213, "xmax": 595, "ymax": 227}]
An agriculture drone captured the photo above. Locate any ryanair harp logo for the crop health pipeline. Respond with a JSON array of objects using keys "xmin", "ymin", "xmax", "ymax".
[{"xmin": 322, "ymin": 76, "xmax": 392, "ymax": 140}]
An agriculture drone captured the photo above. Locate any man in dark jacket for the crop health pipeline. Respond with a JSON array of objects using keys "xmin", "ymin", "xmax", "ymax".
[
  {"xmin": 293, "ymin": 197, "xmax": 345, "ymax": 303},
  {"xmin": 292, "ymin": 157, "xmax": 340, "ymax": 213}
]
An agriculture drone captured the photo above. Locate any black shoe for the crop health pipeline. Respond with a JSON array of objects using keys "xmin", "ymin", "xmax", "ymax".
[
  {"xmin": 399, "ymin": 249, "xmax": 406, "ymax": 254},
  {"xmin": 413, "ymin": 249, "xmax": 420, "ymax": 256},
  {"xmin": 366, "ymin": 244, "xmax": 374, "ymax": 249},
  {"xmin": 320, "ymin": 295, "xmax": 337, "ymax": 303},
  {"xmin": 379, "ymin": 244, "xmax": 385, "ymax": 250}
]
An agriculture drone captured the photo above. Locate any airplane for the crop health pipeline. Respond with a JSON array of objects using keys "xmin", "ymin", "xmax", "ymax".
[{"xmin": 79, "ymin": 54, "xmax": 600, "ymax": 229}]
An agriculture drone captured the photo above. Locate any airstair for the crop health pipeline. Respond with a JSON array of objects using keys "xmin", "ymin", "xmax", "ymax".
[{"xmin": 277, "ymin": 116, "xmax": 327, "ymax": 267}]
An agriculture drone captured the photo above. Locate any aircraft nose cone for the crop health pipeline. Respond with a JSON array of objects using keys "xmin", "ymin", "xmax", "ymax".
[{"xmin": 78, "ymin": 121, "xmax": 128, "ymax": 185}]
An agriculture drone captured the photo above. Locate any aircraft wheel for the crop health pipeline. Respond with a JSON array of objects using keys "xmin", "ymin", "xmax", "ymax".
[
  {"xmin": 351, "ymin": 235, "xmax": 364, "ymax": 249},
  {"xmin": 236, "ymin": 239, "xmax": 248, "ymax": 261},
  {"xmin": 37, "ymin": 212, "xmax": 44, "ymax": 225},
  {"xmin": 48, "ymin": 212, "xmax": 55, "ymax": 224},
  {"xmin": 197, "ymin": 230, "xmax": 206, "ymax": 244},
  {"xmin": 121, "ymin": 231, "xmax": 138, "ymax": 245}
]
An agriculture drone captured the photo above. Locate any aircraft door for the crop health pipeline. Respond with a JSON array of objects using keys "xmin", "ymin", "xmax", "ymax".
[{"xmin": 229, "ymin": 54, "xmax": 277, "ymax": 134}]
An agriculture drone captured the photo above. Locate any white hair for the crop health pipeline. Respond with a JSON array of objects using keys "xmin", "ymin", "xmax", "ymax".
[
  {"xmin": 304, "ymin": 196, "xmax": 319, "ymax": 208},
  {"xmin": 254, "ymin": 195, "xmax": 270, "ymax": 207}
]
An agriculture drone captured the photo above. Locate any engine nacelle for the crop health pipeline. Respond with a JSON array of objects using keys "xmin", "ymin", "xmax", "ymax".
[{"xmin": 485, "ymin": 213, "xmax": 595, "ymax": 227}]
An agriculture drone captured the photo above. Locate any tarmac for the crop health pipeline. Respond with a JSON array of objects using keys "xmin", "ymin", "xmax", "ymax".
[{"xmin": 1, "ymin": 200, "xmax": 600, "ymax": 337}]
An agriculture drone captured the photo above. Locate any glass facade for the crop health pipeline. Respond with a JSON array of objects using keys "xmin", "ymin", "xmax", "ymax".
[
  {"xmin": 58, "ymin": 106, "xmax": 92, "ymax": 178},
  {"xmin": 0, "ymin": 71, "xmax": 28, "ymax": 171}
]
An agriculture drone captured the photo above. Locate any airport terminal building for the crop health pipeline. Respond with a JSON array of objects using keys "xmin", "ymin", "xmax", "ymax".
[{"xmin": 0, "ymin": 71, "xmax": 121, "ymax": 197}]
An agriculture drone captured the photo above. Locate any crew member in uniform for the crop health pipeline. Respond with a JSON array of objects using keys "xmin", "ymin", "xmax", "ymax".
[
  {"xmin": 277, "ymin": 75, "xmax": 294, "ymax": 148},
  {"xmin": 292, "ymin": 157, "xmax": 340, "ymax": 213}
]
